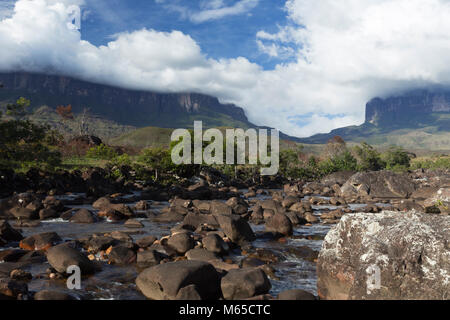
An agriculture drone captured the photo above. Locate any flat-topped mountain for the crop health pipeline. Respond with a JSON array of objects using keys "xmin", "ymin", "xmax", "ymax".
[
  {"xmin": 0, "ymin": 72, "xmax": 253, "ymax": 129},
  {"xmin": 300, "ymin": 89, "xmax": 450, "ymax": 150}
]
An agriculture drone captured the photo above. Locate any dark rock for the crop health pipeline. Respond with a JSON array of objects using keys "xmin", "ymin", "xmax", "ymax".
[
  {"xmin": 0, "ymin": 278, "xmax": 28, "ymax": 299},
  {"xmin": 210, "ymin": 201, "xmax": 233, "ymax": 216},
  {"xmin": 221, "ymin": 268, "xmax": 271, "ymax": 300},
  {"xmin": 39, "ymin": 208, "xmax": 59, "ymax": 220},
  {"xmin": 0, "ymin": 250, "xmax": 27, "ymax": 262},
  {"xmin": 137, "ymin": 249, "xmax": 165, "ymax": 267},
  {"xmin": 108, "ymin": 245, "xmax": 136, "ymax": 265},
  {"xmin": 69, "ymin": 208, "xmax": 96, "ymax": 224},
  {"xmin": 0, "ymin": 220, "xmax": 23, "ymax": 242},
  {"xmin": 167, "ymin": 233, "xmax": 195, "ymax": 255},
  {"xmin": 136, "ymin": 260, "xmax": 221, "ymax": 300},
  {"xmin": 202, "ymin": 234, "xmax": 228, "ymax": 254},
  {"xmin": 277, "ymin": 289, "xmax": 317, "ymax": 300},
  {"xmin": 9, "ymin": 207, "xmax": 37, "ymax": 220},
  {"xmin": 185, "ymin": 248, "xmax": 220, "ymax": 262},
  {"xmin": 136, "ymin": 236, "xmax": 157, "ymax": 248},
  {"xmin": 175, "ymin": 284, "xmax": 202, "ymax": 300},
  {"xmin": 19, "ymin": 232, "xmax": 62, "ymax": 251},
  {"xmin": 216, "ymin": 215, "xmax": 255, "ymax": 245},
  {"xmin": 182, "ymin": 212, "xmax": 219, "ymax": 230},
  {"xmin": 265, "ymin": 213, "xmax": 293, "ymax": 236},
  {"xmin": 46, "ymin": 243, "xmax": 97, "ymax": 275},
  {"xmin": 10, "ymin": 269, "xmax": 32, "ymax": 281},
  {"xmin": 34, "ymin": 290, "xmax": 76, "ymax": 300}
]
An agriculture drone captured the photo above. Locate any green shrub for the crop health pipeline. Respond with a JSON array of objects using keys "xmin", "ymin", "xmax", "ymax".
[
  {"xmin": 86, "ymin": 144, "xmax": 118, "ymax": 160},
  {"xmin": 382, "ymin": 147, "xmax": 411, "ymax": 169},
  {"xmin": 353, "ymin": 142, "xmax": 386, "ymax": 171}
]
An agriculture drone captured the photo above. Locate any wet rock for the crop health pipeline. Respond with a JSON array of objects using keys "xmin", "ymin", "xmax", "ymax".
[
  {"xmin": 317, "ymin": 211, "xmax": 450, "ymax": 300},
  {"xmin": 69, "ymin": 208, "xmax": 97, "ymax": 224},
  {"xmin": 108, "ymin": 245, "xmax": 137, "ymax": 265},
  {"xmin": 39, "ymin": 208, "xmax": 59, "ymax": 220},
  {"xmin": 282, "ymin": 196, "xmax": 300, "ymax": 208},
  {"xmin": 10, "ymin": 269, "xmax": 32, "ymax": 281},
  {"xmin": 182, "ymin": 212, "xmax": 219, "ymax": 230},
  {"xmin": 20, "ymin": 232, "xmax": 62, "ymax": 251},
  {"xmin": 305, "ymin": 212, "xmax": 319, "ymax": 224},
  {"xmin": 210, "ymin": 201, "xmax": 233, "ymax": 216},
  {"xmin": 92, "ymin": 197, "xmax": 111, "ymax": 210},
  {"xmin": 153, "ymin": 208, "xmax": 185, "ymax": 223},
  {"xmin": 202, "ymin": 234, "xmax": 229, "ymax": 254},
  {"xmin": 265, "ymin": 213, "xmax": 293, "ymax": 236},
  {"xmin": 137, "ymin": 249, "xmax": 165, "ymax": 267},
  {"xmin": 135, "ymin": 200, "xmax": 150, "ymax": 211},
  {"xmin": 124, "ymin": 219, "xmax": 144, "ymax": 228},
  {"xmin": 46, "ymin": 243, "xmax": 97, "ymax": 275},
  {"xmin": 0, "ymin": 249, "xmax": 27, "ymax": 262},
  {"xmin": 216, "ymin": 215, "xmax": 255, "ymax": 245},
  {"xmin": 185, "ymin": 248, "xmax": 220, "ymax": 262},
  {"xmin": 277, "ymin": 289, "xmax": 317, "ymax": 300},
  {"xmin": 241, "ymin": 257, "xmax": 266, "ymax": 268},
  {"xmin": 285, "ymin": 211, "xmax": 306, "ymax": 226},
  {"xmin": 0, "ymin": 220, "xmax": 23, "ymax": 242},
  {"xmin": 221, "ymin": 268, "xmax": 271, "ymax": 300},
  {"xmin": 136, "ymin": 236, "xmax": 157, "ymax": 248},
  {"xmin": 33, "ymin": 290, "xmax": 76, "ymax": 300},
  {"xmin": 167, "ymin": 233, "xmax": 195, "ymax": 255},
  {"xmin": 0, "ymin": 278, "xmax": 28, "ymax": 300},
  {"xmin": 136, "ymin": 260, "xmax": 221, "ymax": 300},
  {"xmin": 86, "ymin": 236, "xmax": 116, "ymax": 253},
  {"xmin": 9, "ymin": 207, "xmax": 38, "ymax": 220}
]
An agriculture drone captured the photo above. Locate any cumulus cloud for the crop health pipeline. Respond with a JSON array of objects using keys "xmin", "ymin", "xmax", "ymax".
[{"xmin": 1, "ymin": 0, "xmax": 450, "ymax": 137}]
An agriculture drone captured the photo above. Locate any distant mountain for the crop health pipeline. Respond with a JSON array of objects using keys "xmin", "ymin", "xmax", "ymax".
[
  {"xmin": 299, "ymin": 89, "xmax": 450, "ymax": 151},
  {"xmin": 0, "ymin": 72, "xmax": 253, "ymax": 129}
]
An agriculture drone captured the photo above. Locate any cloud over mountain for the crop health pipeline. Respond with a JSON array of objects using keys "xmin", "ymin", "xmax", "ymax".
[{"xmin": 1, "ymin": 0, "xmax": 450, "ymax": 137}]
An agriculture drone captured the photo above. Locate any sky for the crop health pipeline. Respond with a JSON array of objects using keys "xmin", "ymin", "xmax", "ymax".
[{"xmin": 0, "ymin": 0, "xmax": 450, "ymax": 137}]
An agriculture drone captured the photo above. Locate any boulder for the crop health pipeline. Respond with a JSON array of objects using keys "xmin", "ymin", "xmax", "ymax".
[
  {"xmin": 46, "ymin": 243, "xmax": 97, "ymax": 275},
  {"xmin": 136, "ymin": 260, "xmax": 221, "ymax": 300},
  {"xmin": 0, "ymin": 220, "xmax": 23, "ymax": 242},
  {"xmin": 34, "ymin": 290, "xmax": 76, "ymax": 300},
  {"xmin": 185, "ymin": 248, "xmax": 220, "ymax": 262},
  {"xmin": 216, "ymin": 215, "xmax": 255, "ymax": 245},
  {"xmin": 69, "ymin": 209, "xmax": 97, "ymax": 224},
  {"xmin": 317, "ymin": 211, "xmax": 450, "ymax": 300},
  {"xmin": 19, "ymin": 232, "xmax": 62, "ymax": 251},
  {"xmin": 167, "ymin": 233, "xmax": 195, "ymax": 255},
  {"xmin": 265, "ymin": 213, "xmax": 293, "ymax": 236},
  {"xmin": 9, "ymin": 207, "xmax": 37, "ymax": 220},
  {"xmin": 220, "ymin": 268, "xmax": 271, "ymax": 300},
  {"xmin": 108, "ymin": 245, "xmax": 137, "ymax": 265},
  {"xmin": 136, "ymin": 236, "xmax": 157, "ymax": 248},
  {"xmin": 277, "ymin": 289, "xmax": 317, "ymax": 300},
  {"xmin": 137, "ymin": 249, "xmax": 165, "ymax": 267},
  {"xmin": 340, "ymin": 171, "xmax": 415, "ymax": 199},
  {"xmin": 202, "ymin": 234, "xmax": 229, "ymax": 254}
]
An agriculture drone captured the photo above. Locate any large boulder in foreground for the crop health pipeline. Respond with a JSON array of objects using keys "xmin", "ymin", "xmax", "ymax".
[
  {"xmin": 340, "ymin": 171, "xmax": 415, "ymax": 199},
  {"xmin": 317, "ymin": 211, "xmax": 450, "ymax": 300},
  {"xmin": 136, "ymin": 260, "xmax": 221, "ymax": 300}
]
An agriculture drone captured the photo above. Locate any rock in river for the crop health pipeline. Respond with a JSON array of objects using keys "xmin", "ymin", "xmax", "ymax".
[
  {"xmin": 221, "ymin": 268, "xmax": 271, "ymax": 300},
  {"xmin": 136, "ymin": 260, "xmax": 221, "ymax": 300},
  {"xmin": 46, "ymin": 243, "xmax": 98, "ymax": 275}
]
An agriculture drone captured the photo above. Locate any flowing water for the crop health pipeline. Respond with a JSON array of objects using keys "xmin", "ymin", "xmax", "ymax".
[{"xmin": 1, "ymin": 190, "xmax": 381, "ymax": 299}]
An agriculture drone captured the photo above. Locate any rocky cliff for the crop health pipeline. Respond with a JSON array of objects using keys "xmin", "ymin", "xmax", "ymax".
[{"xmin": 0, "ymin": 72, "xmax": 252, "ymax": 129}]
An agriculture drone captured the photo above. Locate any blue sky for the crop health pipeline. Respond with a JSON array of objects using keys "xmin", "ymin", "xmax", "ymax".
[
  {"xmin": 0, "ymin": 0, "xmax": 447, "ymax": 137},
  {"xmin": 80, "ymin": 0, "xmax": 290, "ymax": 70}
]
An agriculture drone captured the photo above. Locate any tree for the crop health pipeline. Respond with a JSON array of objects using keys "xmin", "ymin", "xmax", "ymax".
[
  {"xmin": 77, "ymin": 107, "xmax": 91, "ymax": 136},
  {"xmin": 353, "ymin": 142, "xmax": 386, "ymax": 171},
  {"xmin": 0, "ymin": 95, "xmax": 61, "ymax": 169},
  {"xmin": 382, "ymin": 146, "xmax": 411, "ymax": 169},
  {"xmin": 56, "ymin": 104, "xmax": 74, "ymax": 120},
  {"xmin": 5, "ymin": 97, "xmax": 31, "ymax": 119},
  {"xmin": 138, "ymin": 147, "xmax": 173, "ymax": 181}
]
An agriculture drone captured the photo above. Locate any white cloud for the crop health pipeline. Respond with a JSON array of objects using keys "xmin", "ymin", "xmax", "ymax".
[
  {"xmin": 190, "ymin": 0, "xmax": 259, "ymax": 23},
  {"xmin": 2, "ymin": 0, "xmax": 450, "ymax": 137}
]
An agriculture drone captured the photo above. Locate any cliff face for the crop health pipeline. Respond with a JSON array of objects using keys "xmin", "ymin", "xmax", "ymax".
[
  {"xmin": 298, "ymin": 89, "xmax": 450, "ymax": 146},
  {"xmin": 0, "ymin": 72, "xmax": 251, "ymax": 128},
  {"xmin": 365, "ymin": 89, "xmax": 450, "ymax": 126}
]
